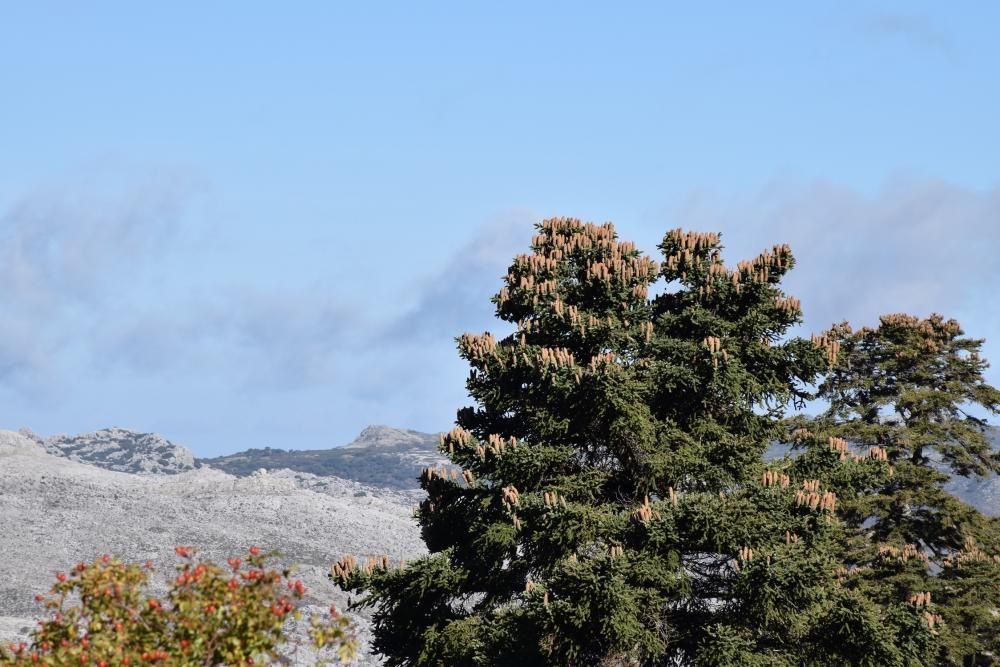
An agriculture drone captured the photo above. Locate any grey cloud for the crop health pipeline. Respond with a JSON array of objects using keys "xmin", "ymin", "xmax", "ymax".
[
  {"xmin": 0, "ymin": 175, "xmax": 203, "ymax": 388},
  {"xmin": 350, "ymin": 210, "xmax": 539, "ymax": 419},
  {"xmin": 865, "ymin": 12, "xmax": 955, "ymax": 58},
  {"xmin": 381, "ymin": 209, "xmax": 537, "ymax": 344},
  {"xmin": 99, "ymin": 286, "xmax": 361, "ymax": 391},
  {"xmin": 9, "ymin": 173, "xmax": 996, "ymax": 435},
  {"xmin": 212, "ymin": 287, "xmax": 360, "ymax": 389},
  {"xmin": 382, "ymin": 187, "xmax": 1000, "ymax": 355},
  {"xmin": 669, "ymin": 178, "xmax": 1000, "ymax": 378},
  {"xmin": 0, "ymin": 322, "xmax": 44, "ymax": 383},
  {"xmin": 0, "ymin": 172, "xmax": 361, "ymax": 394},
  {"xmin": 0, "ymin": 176, "xmax": 197, "ymax": 309},
  {"xmin": 371, "ymin": 188, "xmax": 1000, "ymax": 412}
]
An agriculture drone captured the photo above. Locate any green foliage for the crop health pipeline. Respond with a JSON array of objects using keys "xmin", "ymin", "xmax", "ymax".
[
  {"xmin": 788, "ymin": 313, "xmax": 1000, "ymax": 665},
  {"xmin": 331, "ymin": 219, "xmax": 996, "ymax": 665},
  {"xmin": 1, "ymin": 547, "xmax": 356, "ymax": 666}
]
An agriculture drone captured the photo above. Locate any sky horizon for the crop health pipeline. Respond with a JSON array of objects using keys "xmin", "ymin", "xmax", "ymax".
[{"xmin": 2, "ymin": 3, "xmax": 998, "ymax": 457}]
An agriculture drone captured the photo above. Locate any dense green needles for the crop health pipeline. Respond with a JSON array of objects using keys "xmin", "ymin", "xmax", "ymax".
[{"xmin": 332, "ymin": 219, "xmax": 999, "ymax": 666}]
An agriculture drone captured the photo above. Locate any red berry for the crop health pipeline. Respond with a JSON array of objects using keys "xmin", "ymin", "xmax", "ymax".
[{"xmin": 249, "ymin": 545, "xmax": 260, "ymax": 556}]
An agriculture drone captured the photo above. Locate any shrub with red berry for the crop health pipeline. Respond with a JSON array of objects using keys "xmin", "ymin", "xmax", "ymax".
[{"xmin": 0, "ymin": 547, "xmax": 357, "ymax": 666}]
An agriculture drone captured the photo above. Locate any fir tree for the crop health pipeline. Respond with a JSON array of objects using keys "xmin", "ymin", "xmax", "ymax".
[
  {"xmin": 333, "ymin": 219, "xmax": 938, "ymax": 665},
  {"xmin": 788, "ymin": 314, "xmax": 1000, "ymax": 665}
]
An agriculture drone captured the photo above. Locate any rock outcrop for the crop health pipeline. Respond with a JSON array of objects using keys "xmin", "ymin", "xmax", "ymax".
[{"xmin": 29, "ymin": 426, "xmax": 197, "ymax": 475}]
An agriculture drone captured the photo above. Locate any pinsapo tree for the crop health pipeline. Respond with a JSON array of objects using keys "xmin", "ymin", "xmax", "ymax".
[
  {"xmin": 785, "ymin": 314, "xmax": 1000, "ymax": 665},
  {"xmin": 332, "ymin": 219, "xmax": 944, "ymax": 665}
]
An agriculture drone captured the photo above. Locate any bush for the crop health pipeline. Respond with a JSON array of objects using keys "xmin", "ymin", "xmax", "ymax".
[{"xmin": 1, "ymin": 546, "xmax": 356, "ymax": 666}]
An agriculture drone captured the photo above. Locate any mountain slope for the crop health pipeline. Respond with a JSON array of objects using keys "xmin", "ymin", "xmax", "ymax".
[
  {"xmin": 198, "ymin": 425, "xmax": 447, "ymax": 490},
  {"xmin": 942, "ymin": 425, "xmax": 1000, "ymax": 516},
  {"xmin": 202, "ymin": 423, "xmax": 998, "ymax": 508},
  {"xmin": 21, "ymin": 426, "xmax": 197, "ymax": 475},
  {"xmin": 25, "ymin": 423, "xmax": 1000, "ymax": 505},
  {"xmin": 0, "ymin": 430, "xmax": 425, "ymax": 665}
]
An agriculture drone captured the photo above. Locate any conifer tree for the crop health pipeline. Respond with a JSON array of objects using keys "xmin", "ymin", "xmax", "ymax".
[
  {"xmin": 788, "ymin": 314, "xmax": 1000, "ymax": 665},
  {"xmin": 333, "ymin": 219, "xmax": 937, "ymax": 665}
]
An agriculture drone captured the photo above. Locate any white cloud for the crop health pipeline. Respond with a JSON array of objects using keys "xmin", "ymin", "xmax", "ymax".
[
  {"xmin": 381, "ymin": 209, "xmax": 536, "ymax": 343},
  {"xmin": 0, "ymin": 173, "xmax": 202, "ymax": 389},
  {"xmin": 669, "ymin": 177, "xmax": 1000, "ymax": 381}
]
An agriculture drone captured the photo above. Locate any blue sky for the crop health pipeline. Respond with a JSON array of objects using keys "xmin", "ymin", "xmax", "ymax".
[{"xmin": 2, "ymin": 3, "xmax": 998, "ymax": 456}]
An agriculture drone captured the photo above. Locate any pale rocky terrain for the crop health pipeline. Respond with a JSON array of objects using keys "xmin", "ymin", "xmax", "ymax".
[
  {"xmin": 944, "ymin": 463, "xmax": 1000, "ymax": 516},
  {"xmin": 0, "ymin": 430, "xmax": 427, "ymax": 665},
  {"xmin": 20, "ymin": 426, "xmax": 197, "ymax": 475}
]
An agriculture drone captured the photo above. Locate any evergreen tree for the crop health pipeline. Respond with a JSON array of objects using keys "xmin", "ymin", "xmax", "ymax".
[
  {"xmin": 788, "ymin": 314, "xmax": 1000, "ymax": 665},
  {"xmin": 333, "ymin": 219, "xmax": 937, "ymax": 665}
]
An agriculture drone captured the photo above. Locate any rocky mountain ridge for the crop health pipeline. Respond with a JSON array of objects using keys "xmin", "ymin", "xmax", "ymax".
[
  {"xmin": 17, "ymin": 423, "xmax": 1000, "ymax": 507},
  {"xmin": 16, "ymin": 424, "xmax": 448, "ymax": 490},
  {"xmin": 19, "ymin": 426, "xmax": 197, "ymax": 475}
]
